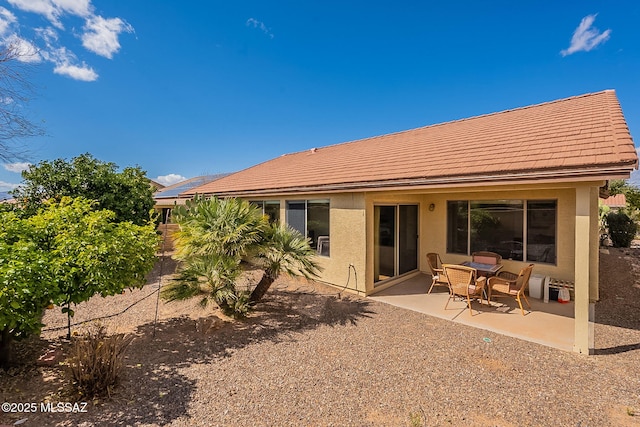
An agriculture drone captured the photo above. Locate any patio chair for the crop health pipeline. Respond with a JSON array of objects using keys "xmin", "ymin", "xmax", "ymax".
[
  {"xmin": 487, "ymin": 264, "xmax": 535, "ymax": 316},
  {"xmin": 426, "ymin": 253, "xmax": 449, "ymax": 294},
  {"xmin": 471, "ymin": 251, "xmax": 502, "ymax": 265},
  {"xmin": 442, "ymin": 264, "xmax": 487, "ymax": 315}
]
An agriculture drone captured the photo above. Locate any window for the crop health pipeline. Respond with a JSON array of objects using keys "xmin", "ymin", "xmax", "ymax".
[
  {"xmin": 249, "ymin": 200, "xmax": 280, "ymax": 224},
  {"xmin": 527, "ymin": 201, "xmax": 557, "ymax": 263},
  {"xmin": 471, "ymin": 200, "xmax": 524, "ymax": 261},
  {"xmin": 446, "ymin": 201, "xmax": 468, "ymax": 254},
  {"xmin": 447, "ymin": 199, "xmax": 557, "ymax": 264},
  {"xmin": 286, "ymin": 199, "xmax": 330, "ymax": 256}
]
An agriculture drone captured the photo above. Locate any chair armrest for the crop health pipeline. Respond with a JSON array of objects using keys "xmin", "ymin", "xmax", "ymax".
[{"xmin": 488, "ymin": 276, "xmax": 513, "ymax": 287}]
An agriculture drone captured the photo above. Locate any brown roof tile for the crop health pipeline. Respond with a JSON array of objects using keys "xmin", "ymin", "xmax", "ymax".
[{"xmin": 186, "ymin": 90, "xmax": 638, "ymax": 196}]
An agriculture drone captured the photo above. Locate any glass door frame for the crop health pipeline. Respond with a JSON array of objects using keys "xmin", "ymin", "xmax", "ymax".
[{"xmin": 374, "ymin": 203, "xmax": 419, "ymax": 285}]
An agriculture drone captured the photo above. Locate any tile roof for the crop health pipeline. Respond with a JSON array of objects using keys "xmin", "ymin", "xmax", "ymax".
[
  {"xmin": 601, "ymin": 194, "xmax": 626, "ymax": 208},
  {"xmin": 186, "ymin": 90, "xmax": 638, "ymax": 196}
]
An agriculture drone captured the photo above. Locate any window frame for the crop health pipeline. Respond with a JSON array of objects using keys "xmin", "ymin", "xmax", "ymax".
[{"xmin": 285, "ymin": 199, "xmax": 330, "ymax": 257}]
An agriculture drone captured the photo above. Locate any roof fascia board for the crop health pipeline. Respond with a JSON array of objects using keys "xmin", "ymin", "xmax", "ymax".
[{"xmin": 191, "ymin": 167, "xmax": 633, "ymax": 198}]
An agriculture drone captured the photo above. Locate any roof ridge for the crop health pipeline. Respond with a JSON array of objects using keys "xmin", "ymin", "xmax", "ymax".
[{"xmin": 284, "ymin": 90, "xmax": 616, "ymax": 155}]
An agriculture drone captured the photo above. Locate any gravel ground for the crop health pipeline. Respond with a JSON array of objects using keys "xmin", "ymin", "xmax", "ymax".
[{"xmin": 2, "ymin": 249, "xmax": 640, "ymax": 427}]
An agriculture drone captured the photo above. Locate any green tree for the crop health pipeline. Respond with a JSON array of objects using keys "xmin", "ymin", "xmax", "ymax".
[
  {"xmin": 12, "ymin": 153, "xmax": 155, "ymax": 225},
  {"xmin": 0, "ymin": 197, "xmax": 158, "ymax": 367},
  {"xmin": 162, "ymin": 197, "xmax": 319, "ymax": 317},
  {"xmin": 609, "ymin": 179, "xmax": 640, "ymax": 215},
  {"xmin": 605, "ymin": 211, "xmax": 638, "ymax": 248},
  {"xmin": 0, "ymin": 209, "xmax": 54, "ymax": 366}
]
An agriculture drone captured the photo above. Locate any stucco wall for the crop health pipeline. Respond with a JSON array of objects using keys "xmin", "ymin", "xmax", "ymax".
[
  {"xmin": 245, "ymin": 182, "xmax": 602, "ymax": 298},
  {"xmin": 417, "ymin": 186, "xmax": 578, "ymax": 281},
  {"xmin": 249, "ymin": 193, "xmax": 368, "ymax": 294},
  {"xmin": 362, "ymin": 182, "xmax": 603, "ymax": 296}
]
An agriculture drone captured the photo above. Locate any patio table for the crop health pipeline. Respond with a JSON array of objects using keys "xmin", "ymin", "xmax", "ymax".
[{"xmin": 460, "ymin": 261, "xmax": 503, "ymax": 277}]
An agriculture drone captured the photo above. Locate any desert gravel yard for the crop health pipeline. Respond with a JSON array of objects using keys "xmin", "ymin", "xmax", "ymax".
[{"xmin": 2, "ymin": 248, "xmax": 640, "ymax": 426}]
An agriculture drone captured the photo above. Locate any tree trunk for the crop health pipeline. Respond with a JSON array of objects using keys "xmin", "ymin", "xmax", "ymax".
[
  {"xmin": 0, "ymin": 328, "xmax": 12, "ymax": 369},
  {"xmin": 249, "ymin": 272, "xmax": 276, "ymax": 304}
]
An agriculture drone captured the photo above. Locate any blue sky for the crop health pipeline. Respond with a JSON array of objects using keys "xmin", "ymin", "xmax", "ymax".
[{"xmin": 0, "ymin": 1, "xmax": 639, "ymax": 190}]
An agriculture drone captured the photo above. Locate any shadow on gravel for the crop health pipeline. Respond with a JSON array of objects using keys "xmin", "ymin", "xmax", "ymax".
[
  {"xmin": 132, "ymin": 289, "xmax": 375, "ymax": 367},
  {"xmin": 594, "ymin": 248, "xmax": 640, "ymax": 355},
  {"xmin": 63, "ymin": 289, "xmax": 373, "ymax": 426}
]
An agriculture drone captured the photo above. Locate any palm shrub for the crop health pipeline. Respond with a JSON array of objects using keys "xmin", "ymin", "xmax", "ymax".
[
  {"xmin": 163, "ymin": 196, "xmax": 320, "ymax": 317},
  {"xmin": 250, "ymin": 223, "xmax": 320, "ymax": 303},
  {"xmin": 606, "ymin": 211, "xmax": 638, "ymax": 248}
]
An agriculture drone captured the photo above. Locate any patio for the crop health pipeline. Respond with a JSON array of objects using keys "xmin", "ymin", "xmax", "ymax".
[{"xmin": 369, "ymin": 273, "xmax": 575, "ymax": 352}]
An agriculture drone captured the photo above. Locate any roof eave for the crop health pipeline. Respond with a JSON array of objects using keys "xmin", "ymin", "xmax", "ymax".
[{"xmin": 189, "ymin": 164, "xmax": 636, "ymax": 197}]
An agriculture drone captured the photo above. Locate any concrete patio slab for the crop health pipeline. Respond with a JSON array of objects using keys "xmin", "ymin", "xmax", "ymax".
[{"xmin": 369, "ymin": 273, "xmax": 575, "ymax": 352}]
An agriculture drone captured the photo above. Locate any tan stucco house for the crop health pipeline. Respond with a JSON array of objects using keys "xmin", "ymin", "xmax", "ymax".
[{"xmin": 184, "ymin": 90, "xmax": 637, "ymax": 354}]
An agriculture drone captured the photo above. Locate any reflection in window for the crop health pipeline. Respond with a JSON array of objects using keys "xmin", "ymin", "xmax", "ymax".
[
  {"xmin": 446, "ymin": 199, "xmax": 557, "ymax": 265},
  {"xmin": 286, "ymin": 200, "xmax": 330, "ymax": 256},
  {"xmin": 527, "ymin": 201, "xmax": 557, "ymax": 264},
  {"xmin": 249, "ymin": 200, "xmax": 280, "ymax": 224},
  {"xmin": 447, "ymin": 201, "xmax": 468, "ymax": 254},
  {"xmin": 471, "ymin": 200, "xmax": 524, "ymax": 261}
]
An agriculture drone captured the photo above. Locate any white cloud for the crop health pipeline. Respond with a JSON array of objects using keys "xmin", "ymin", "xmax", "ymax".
[
  {"xmin": 0, "ymin": 7, "xmax": 17, "ymax": 36},
  {"xmin": 561, "ymin": 14, "xmax": 611, "ymax": 57},
  {"xmin": 8, "ymin": 0, "xmax": 63, "ymax": 28},
  {"xmin": 38, "ymin": 38, "xmax": 99, "ymax": 81},
  {"xmin": 51, "ymin": 0, "xmax": 92, "ymax": 18},
  {"xmin": 6, "ymin": 35, "xmax": 41, "ymax": 62},
  {"xmin": 246, "ymin": 18, "xmax": 274, "ymax": 39},
  {"xmin": 82, "ymin": 15, "xmax": 133, "ymax": 59},
  {"xmin": 3, "ymin": 0, "xmax": 132, "ymax": 82},
  {"xmin": 0, "ymin": 180, "xmax": 20, "ymax": 191},
  {"xmin": 156, "ymin": 174, "xmax": 187, "ymax": 186},
  {"xmin": 3, "ymin": 162, "xmax": 31, "ymax": 173},
  {"xmin": 8, "ymin": 0, "xmax": 92, "ymax": 28},
  {"xmin": 54, "ymin": 61, "xmax": 97, "ymax": 81}
]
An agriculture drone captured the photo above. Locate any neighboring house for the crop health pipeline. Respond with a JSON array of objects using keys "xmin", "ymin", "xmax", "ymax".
[
  {"xmin": 154, "ymin": 174, "xmax": 230, "ymax": 223},
  {"xmin": 148, "ymin": 179, "xmax": 166, "ymax": 192},
  {"xmin": 601, "ymin": 193, "xmax": 627, "ymax": 211},
  {"xmin": 183, "ymin": 90, "xmax": 637, "ymax": 354}
]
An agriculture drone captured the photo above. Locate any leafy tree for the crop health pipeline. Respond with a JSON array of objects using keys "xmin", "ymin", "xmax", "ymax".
[
  {"xmin": 0, "ymin": 209, "xmax": 54, "ymax": 366},
  {"xmin": 609, "ymin": 179, "xmax": 640, "ymax": 215},
  {"xmin": 605, "ymin": 211, "xmax": 638, "ymax": 248},
  {"xmin": 0, "ymin": 197, "xmax": 158, "ymax": 367},
  {"xmin": 12, "ymin": 153, "xmax": 155, "ymax": 225},
  {"xmin": 162, "ymin": 197, "xmax": 319, "ymax": 317},
  {"xmin": 0, "ymin": 42, "xmax": 45, "ymax": 162}
]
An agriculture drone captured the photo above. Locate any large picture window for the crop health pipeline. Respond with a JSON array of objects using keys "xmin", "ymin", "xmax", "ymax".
[
  {"xmin": 286, "ymin": 199, "xmax": 330, "ymax": 256},
  {"xmin": 447, "ymin": 199, "xmax": 556, "ymax": 264}
]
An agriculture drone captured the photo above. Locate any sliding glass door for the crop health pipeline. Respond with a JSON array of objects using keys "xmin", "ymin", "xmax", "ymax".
[{"xmin": 374, "ymin": 204, "xmax": 418, "ymax": 283}]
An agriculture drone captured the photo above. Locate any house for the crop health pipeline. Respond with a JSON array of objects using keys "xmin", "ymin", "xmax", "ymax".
[
  {"xmin": 153, "ymin": 174, "xmax": 230, "ymax": 223},
  {"xmin": 183, "ymin": 90, "xmax": 638, "ymax": 354},
  {"xmin": 601, "ymin": 193, "xmax": 627, "ymax": 211}
]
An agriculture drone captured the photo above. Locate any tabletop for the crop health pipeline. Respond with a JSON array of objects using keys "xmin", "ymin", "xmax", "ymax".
[{"xmin": 461, "ymin": 261, "xmax": 503, "ymax": 275}]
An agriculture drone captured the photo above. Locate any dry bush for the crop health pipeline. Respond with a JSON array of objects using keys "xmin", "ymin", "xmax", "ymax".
[{"xmin": 67, "ymin": 323, "xmax": 133, "ymax": 398}]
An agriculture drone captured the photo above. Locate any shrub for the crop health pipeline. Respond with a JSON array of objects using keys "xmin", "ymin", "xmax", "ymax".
[
  {"xmin": 67, "ymin": 324, "xmax": 133, "ymax": 398},
  {"xmin": 606, "ymin": 211, "xmax": 638, "ymax": 248}
]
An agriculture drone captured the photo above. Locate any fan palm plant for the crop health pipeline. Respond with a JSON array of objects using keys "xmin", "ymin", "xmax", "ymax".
[
  {"xmin": 250, "ymin": 223, "xmax": 320, "ymax": 303},
  {"xmin": 163, "ymin": 196, "xmax": 320, "ymax": 317}
]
